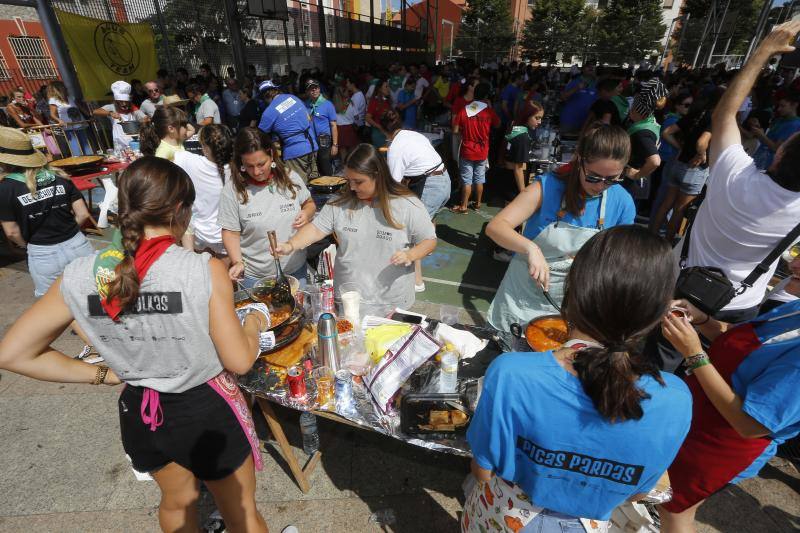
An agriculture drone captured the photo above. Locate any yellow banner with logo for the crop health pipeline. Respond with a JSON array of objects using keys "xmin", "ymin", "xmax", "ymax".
[{"xmin": 56, "ymin": 9, "xmax": 158, "ymax": 101}]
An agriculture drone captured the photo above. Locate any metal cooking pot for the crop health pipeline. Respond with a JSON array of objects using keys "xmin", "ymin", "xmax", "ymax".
[
  {"xmin": 510, "ymin": 314, "xmax": 568, "ymax": 351},
  {"xmin": 120, "ymin": 121, "xmax": 140, "ymax": 135}
]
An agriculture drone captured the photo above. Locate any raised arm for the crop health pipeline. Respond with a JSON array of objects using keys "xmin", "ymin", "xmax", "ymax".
[{"xmin": 711, "ymin": 21, "xmax": 800, "ymax": 167}]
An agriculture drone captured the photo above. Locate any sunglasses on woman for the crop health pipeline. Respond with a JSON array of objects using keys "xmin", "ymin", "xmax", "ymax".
[{"xmin": 582, "ymin": 162, "xmax": 625, "ymax": 185}]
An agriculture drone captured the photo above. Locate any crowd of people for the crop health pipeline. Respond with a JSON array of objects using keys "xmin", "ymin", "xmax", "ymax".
[{"xmin": 0, "ymin": 18, "xmax": 799, "ymax": 533}]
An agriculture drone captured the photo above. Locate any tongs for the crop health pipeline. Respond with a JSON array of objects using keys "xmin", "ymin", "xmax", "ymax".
[{"xmin": 267, "ymin": 230, "xmax": 293, "ymax": 307}]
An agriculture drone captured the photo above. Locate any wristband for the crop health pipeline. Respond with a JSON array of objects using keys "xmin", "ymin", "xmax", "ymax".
[
  {"xmin": 93, "ymin": 365, "xmax": 110, "ymax": 385},
  {"xmin": 684, "ymin": 351, "xmax": 710, "ymax": 375}
]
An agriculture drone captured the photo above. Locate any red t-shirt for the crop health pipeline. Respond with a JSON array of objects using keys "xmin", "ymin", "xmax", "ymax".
[
  {"xmin": 454, "ymin": 105, "xmax": 500, "ymax": 161},
  {"xmin": 451, "ymin": 96, "xmax": 473, "ymax": 123},
  {"xmin": 367, "ymin": 97, "xmax": 392, "ymax": 122}
]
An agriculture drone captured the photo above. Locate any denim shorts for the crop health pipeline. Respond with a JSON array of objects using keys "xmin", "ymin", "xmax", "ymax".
[
  {"xmin": 668, "ymin": 160, "xmax": 709, "ymax": 196},
  {"xmin": 420, "ymin": 171, "xmax": 451, "ymax": 218},
  {"xmin": 459, "ymin": 158, "xmax": 487, "ymax": 185},
  {"xmin": 27, "ymin": 232, "xmax": 95, "ymax": 297}
]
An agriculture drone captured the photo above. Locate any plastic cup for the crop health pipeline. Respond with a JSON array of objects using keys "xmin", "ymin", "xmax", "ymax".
[
  {"xmin": 339, "ymin": 282, "xmax": 361, "ymax": 325},
  {"xmin": 313, "ymin": 366, "xmax": 335, "ymax": 408}
]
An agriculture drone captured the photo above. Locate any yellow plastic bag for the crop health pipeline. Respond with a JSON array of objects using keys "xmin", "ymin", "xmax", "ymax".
[{"xmin": 364, "ymin": 324, "xmax": 413, "ymax": 363}]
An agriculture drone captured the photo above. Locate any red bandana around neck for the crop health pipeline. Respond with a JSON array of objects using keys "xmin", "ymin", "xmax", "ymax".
[
  {"xmin": 247, "ymin": 172, "xmax": 273, "ymax": 187},
  {"xmin": 101, "ymin": 235, "xmax": 176, "ymax": 321}
]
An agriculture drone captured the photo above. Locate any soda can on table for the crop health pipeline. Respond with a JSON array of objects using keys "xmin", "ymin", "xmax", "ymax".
[
  {"xmin": 334, "ymin": 369, "xmax": 355, "ymax": 414},
  {"xmin": 287, "ymin": 365, "xmax": 307, "ymax": 399}
]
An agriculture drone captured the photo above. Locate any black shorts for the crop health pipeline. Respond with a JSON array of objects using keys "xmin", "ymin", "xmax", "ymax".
[{"xmin": 118, "ymin": 382, "xmax": 252, "ymax": 481}]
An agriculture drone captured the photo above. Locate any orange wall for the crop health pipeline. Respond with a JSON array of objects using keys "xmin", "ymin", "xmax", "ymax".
[
  {"xmin": 0, "ymin": 19, "xmax": 60, "ymax": 96},
  {"xmin": 393, "ymin": 0, "xmax": 463, "ymax": 61}
]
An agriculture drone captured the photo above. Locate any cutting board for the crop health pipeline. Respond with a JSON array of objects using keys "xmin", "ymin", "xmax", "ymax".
[{"xmin": 262, "ymin": 325, "xmax": 316, "ymax": 368}]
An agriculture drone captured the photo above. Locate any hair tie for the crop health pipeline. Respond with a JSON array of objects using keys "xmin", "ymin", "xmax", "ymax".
[{"xmin": 606, "ymin": 343, "xmax": 628, "ymax": 353}]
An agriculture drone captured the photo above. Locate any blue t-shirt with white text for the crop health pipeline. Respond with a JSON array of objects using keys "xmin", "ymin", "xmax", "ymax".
[
  {"xmin": 258, "ymin": 93, "xmax": 317, "ymax": 160},
  {"xmin": 467, "ymin": 351, "xmax": 692, "ymax": 520}
]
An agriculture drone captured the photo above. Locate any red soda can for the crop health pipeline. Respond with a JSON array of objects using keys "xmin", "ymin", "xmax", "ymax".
[
  {"xmin": 287, "ymin": 365, "xmax": 307, "ymax": 398},
  {"xmin": 321, "ymin": 281, "xmax": 335, "ymax": 314}
]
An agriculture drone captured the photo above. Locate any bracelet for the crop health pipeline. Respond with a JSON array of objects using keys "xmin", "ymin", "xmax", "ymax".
[
  {"xmin": 694, "ymin": 312, "xmax": 710, "ymax": 326},
  {"xmin": 684, "ymin": 351, "xmax": 710, "ymax": 375},
  {"xmin": 92, "ymin": 365, "xmax": 110, "ymax": 385}
]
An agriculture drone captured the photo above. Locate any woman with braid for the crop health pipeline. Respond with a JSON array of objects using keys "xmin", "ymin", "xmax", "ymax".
[
  {"xmin": 0, "ymin": 157, "xmax": 270, "ymax": 531},
  {"xmin": 173, "ymin": 124, "xmax": 233, "ymax": 258}
]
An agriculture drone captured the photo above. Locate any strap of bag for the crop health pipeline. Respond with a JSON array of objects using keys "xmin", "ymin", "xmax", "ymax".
[{"xmin": 737, "ymin": 220, "xmax": 800, "ymax": 295}]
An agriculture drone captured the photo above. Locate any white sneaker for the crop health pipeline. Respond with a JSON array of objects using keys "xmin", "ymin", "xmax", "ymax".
[
  {"xmin": 415, "ymin": 282, "xmax": 426, "ymax": 292},
  {"xmin": 281, "ymin": 527, "xmax": 299, "ymax": 533}
]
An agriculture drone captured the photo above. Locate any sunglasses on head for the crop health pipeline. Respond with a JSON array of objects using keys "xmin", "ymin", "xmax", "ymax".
[{"xmin": 581, "ymin": 162, "xmax": 625, "ymax": 185}]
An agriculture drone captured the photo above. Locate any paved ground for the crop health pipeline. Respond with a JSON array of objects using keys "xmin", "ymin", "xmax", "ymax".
[{"xmin": 0, "ymin": 228, "xmax": 799, "ymax": 532}]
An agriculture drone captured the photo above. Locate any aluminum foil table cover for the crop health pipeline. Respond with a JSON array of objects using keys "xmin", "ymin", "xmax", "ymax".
[{"xmin": 238, "ymin": 357, "xmax": 473, "ymax": 456}]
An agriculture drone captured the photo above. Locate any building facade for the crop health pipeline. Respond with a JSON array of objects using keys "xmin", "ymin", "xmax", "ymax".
[{"xmin": 0, "ymin": 5, "xmax": 60, "ymax": 98}]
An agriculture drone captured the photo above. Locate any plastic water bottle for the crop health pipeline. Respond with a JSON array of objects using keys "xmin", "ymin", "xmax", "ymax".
[
  {"xmin": 299, "ymin": 412, "xmax": 320, "ymax": 456},
  {"xmin": 439, "ymin": 352, "xmax": 459, "ymax": 393}
]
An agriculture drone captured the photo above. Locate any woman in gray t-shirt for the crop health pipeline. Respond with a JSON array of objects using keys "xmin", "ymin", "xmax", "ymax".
[
  {"xmin": 218, "ymin": 127, "xmax": 316, "ymax": 288},
  {"xmin": 275, "ymin": 143, "xmax": 437, "ymax": 309}
]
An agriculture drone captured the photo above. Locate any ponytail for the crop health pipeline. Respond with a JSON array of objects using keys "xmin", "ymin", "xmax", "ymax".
[
  {"xmin": 138, "ymin": 120, "xmax": 159, "ymax": 156},
  {"xmin": 106, "ymin": 213, "xmax": 145, "ymax": 310},
  {"xmin": 140, "ymin": 106, "xmax": 187, "ymax": 158},
  {"xmin": 561, "ymin": 226, "xmax": 677, "ymax": 422},
  {"xmin": 199, "ymin": 124, "xmax": 233, "ymax": 185}
]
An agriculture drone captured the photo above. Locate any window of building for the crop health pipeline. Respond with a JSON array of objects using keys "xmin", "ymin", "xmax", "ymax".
[
  {"xmin": 7, "ymin": 36, "xmax": 59, "ymax": 79},
  {"xmin": 0, "ymin": 50, "xmax": 10, "ymax": 80}
]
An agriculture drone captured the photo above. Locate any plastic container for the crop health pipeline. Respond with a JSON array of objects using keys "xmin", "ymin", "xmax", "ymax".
[{"xmin": 299, "ymin": 411, "xmax": 319, "ymax": 455}]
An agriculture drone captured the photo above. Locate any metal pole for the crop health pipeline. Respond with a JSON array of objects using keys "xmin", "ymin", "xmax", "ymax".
[
  {"xmin": 658, "ymin": 16, "xmax": 679, "ymax": 70},
  {"xmin": 401, "ymin": 0, "xmax": 406, "ymax": 54},
  {"xmin": 745, "ymin": 0, "xmax": 775, "ymax": 63},
  {"xmin": 369, "ymin": 0, "xmax": 375, "ymax": 61},
  {"xmin": 706, "ymin": 0, "xmax": 731, "ymax": 67},
  {"xmin": 434, "ymin": 0, "xmax": 439, "ymax": 62},
  {"xmin": 153, "ymin": 0, "xmax": 175, "ymax": 75},
  {"xmin": 676, "ymin": 12, "xmax": 690, "ymax": 64},
  {"xmin": 35, "ymin": 0, "xmax": 83, "ymax": 101},
  {"xmin": 283, "ymin": 19, "xmax": 293, "ymax": 72},
  {"xmin": 317, "ymin": 0, "xmax": 328, "ymax": 72},
  {"xmin": 692, "ymin": 0, "xmax": 716, "ymax": 68},
  {"xmin": 223, "ymin": 0, "xmax": 247, "ymax": 78}
]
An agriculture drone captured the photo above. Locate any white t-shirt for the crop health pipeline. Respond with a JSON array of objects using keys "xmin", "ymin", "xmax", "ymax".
[
  {"xmin": 386, "ymin": 130, "xmax": 443, "ymax": 183},
  {"xmin": 675, "ymin": 144, "xmax": 800, "ymax": 310},
  {"xmin": 140, "ymin": 97, "xmax": 163, "ymax": 118},
  {"xmin": 414, "ymin": 77, "xmax": 430, "ymax": 100},
  {"xmin": 173, "ymin": 150, "xmax": 229, "ymax": 245},
  {"xmin": 348, "ymin": 91, "xmax": 366, "ymax": 126}
]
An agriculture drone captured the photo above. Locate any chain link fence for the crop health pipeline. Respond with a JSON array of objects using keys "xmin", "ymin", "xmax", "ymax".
[{"xmin": 50, "ymin": 0, "xmax": 430, "ymax": 80}]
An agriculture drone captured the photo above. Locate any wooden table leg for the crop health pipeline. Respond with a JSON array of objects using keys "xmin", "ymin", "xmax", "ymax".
[{"xmin": 254, "ymin": 396, "xmax": 322, "ymax": 493}]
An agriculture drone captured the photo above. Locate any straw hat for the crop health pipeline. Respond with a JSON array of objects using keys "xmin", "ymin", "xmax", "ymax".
[
  {"xmin": 163, "ymin": 94, "xmax": 190, "ymax": 107},
  {"xmin": 0, "ymin": 127, "xmax": 47, "ymax": 168}
]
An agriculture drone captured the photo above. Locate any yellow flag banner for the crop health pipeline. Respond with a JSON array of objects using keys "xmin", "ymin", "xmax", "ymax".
[{"xmin": 55, "ymin": 9, "xmax": 158, "ymax": 101}]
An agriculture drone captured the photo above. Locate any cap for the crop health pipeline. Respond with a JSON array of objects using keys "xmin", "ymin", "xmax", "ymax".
[
  {"xmin": 304, "ymin": 79, "xmax": 320, "ymax": 91},
  {"xmin": 632, "ymin": 79, "xmax": 667, "ymax": 117},
  {"xmin": 111, "ymin": 80, "xmax": 132, "ymax": 102},
  {"xmin": 258, "ymin": 80, "xmax": 280, "ymax": 92}
]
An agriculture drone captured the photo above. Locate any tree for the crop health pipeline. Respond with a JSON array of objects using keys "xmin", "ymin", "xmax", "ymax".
[
  {"xmin": 521, "ymin": 0, "xmax": 594, "ymax": 64},
  {"xmin": 454, "ymin": 0, "xmax": 515, "ymax": 64},
  {"xmin": 596, "ymin": 0, "xmax": 666, "ymax": 65}
]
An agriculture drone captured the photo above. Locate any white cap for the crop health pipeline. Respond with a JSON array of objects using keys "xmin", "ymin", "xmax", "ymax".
[{"xmin": 111, "ymin": 80, "xmax": 131, "ymax": 102}]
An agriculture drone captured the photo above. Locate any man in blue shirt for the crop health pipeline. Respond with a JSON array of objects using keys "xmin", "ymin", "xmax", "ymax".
[
  {"xmin": 396, "ymin": 78, "xmax": 419, "ymax": 130},
  {"xmin": 499, "ymin": 73, "xmax": 523, "ymax": 126},
  {"xmin": 304, "ymin": 78, "xmax": 338, "ymax": 176},
  {"xmin": 560, "ymin": 62, "xmax": 598, "ymax": 135},
  {"xmin": 257, "ymin": 80, "xmax": 318, "ymax": 182}
]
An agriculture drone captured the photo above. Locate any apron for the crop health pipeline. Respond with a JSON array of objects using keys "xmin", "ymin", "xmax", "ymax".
[
  {"xmin": 138, "ymin": 371, "xmax": 263, "ymax": 472},
  {"xmin": 462, "ymin": 476, "xmax": 608, "ymax": 533},
  {"xmin": 663, "ymin": 304, "xmax": 800, "ymax": 513},
  {"xmin": 488, "ymin": 191, "xmax": 608, "ymax": 332}
]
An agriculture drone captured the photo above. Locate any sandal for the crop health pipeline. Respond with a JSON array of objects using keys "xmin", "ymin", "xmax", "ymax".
[
  {"xmin": 471, "ymin": 202, "xmax": 482, "ymax": 210},
  {"xmin": 450, "ymin": 206, "xmax": 468, "ymax": 214}
]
